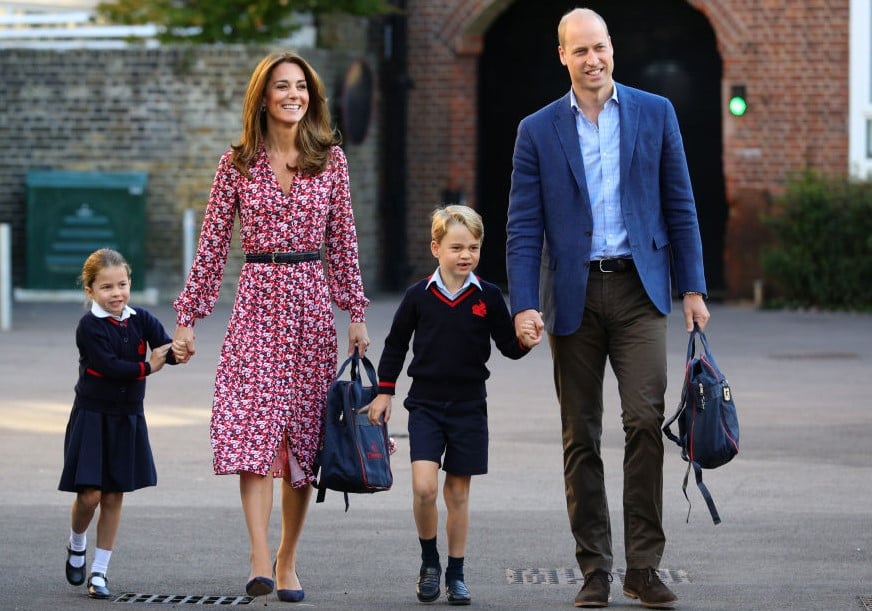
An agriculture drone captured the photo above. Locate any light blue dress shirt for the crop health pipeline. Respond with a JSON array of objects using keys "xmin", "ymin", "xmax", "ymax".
[
  {"xmin": 570, "ymin": 87, "xmax": 631, "ymax": 260},
  {"xmin": 427, "ymin": 268, "xmax": 482, "ymax": 299}
]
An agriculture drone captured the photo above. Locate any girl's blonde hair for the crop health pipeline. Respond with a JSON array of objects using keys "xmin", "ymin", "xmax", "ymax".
[
  {"xmin": 80, "ymin": 248, "xmax": 131, "ymax": 292},
  {"xmin": 431, "ymin": 205, "xmax": 484, "ymax": 244},
  {"xmin": 231, "ymin": 52, "xmax": 340, "ymax": 178}
]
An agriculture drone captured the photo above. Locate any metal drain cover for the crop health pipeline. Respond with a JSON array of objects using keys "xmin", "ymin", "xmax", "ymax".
[
  {"xmin": 769, "ymin": 352, "xmax": 860, "ymax": 360},
  {"xmin": 506, "ymin": 567, "xmax": 689, "ymax": 585},
  {"xmin": 114, "ymin": 593, "xmax": 254, "ymax": 605},
  {"xmin": 859, "ymin": 596, "xmax": 872, "ymax": 611}
]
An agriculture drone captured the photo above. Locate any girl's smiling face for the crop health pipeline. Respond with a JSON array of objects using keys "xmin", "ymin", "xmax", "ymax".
[{"xmin": 85, "ymin": 264, "xmax": 131, "ymax": 317}]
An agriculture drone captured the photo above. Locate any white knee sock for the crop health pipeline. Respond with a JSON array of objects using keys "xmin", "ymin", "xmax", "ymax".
[
  {"xmin": 68, "ymin": 530, "xmax": 87, "ymax": 568},
  {"xmin": 91, "ymin": 548, "xmax": 112, "ymax": 575}
]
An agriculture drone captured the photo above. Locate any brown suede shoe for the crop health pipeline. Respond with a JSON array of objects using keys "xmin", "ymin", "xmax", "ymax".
[
  {"xmin": 574, "ymin": 569, "xmax": 611, "ymax": 608},
  {"xmin": 622, "ymin": 568, "xmax": 677, "ymax": 609}
]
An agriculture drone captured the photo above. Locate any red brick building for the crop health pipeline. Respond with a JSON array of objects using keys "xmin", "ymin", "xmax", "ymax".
[{"xmin": 385, "ymin": 0, "xmax": 868, "ymax": 299}]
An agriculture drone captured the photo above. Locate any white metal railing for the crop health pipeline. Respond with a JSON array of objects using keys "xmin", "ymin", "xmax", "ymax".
[
  {"xmin": 0, "ymin": 7, "xmax": 316, "ymax": 48},
  {"xmin": 1, "ymin": 223, "xmax": 11, "ymax": 331},
  {"xmin": 0, "ymin": 10, "xmax": 91, "ymax": 25}
]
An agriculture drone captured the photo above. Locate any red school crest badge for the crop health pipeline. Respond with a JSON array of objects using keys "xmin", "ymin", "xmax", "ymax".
[{"xmin": 472, "ymin": 299, "xmax": 487, "ymax": 318}]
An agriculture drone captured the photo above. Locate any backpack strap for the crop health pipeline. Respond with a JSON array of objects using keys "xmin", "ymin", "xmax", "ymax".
[
  {"xmin": 663, "ymin": 357, "xmax": 692, "ymax": 449},
  {"xmin": 315, "ymin": 480, "xmax": 350, "ymax": 511},
  {"xmin": 682, "ymin": 460, "xmax": 722, "ymax": 525}
]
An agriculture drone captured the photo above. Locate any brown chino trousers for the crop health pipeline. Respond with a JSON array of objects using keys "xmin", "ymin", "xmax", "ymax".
[{"xmin": 548, "ymin": 267, "xmax": 667, "ymax": 576}]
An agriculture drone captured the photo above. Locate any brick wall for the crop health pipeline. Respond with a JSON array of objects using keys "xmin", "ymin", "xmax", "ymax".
[
  {"xmin": 689, "ymin": 0, "xmax": 850, "ymax": 296},
  {"xmin": 402, "ymin": 0, "xmax": 850, "ymax": 297},
  {"xmin": 0, "ymin": 45, "xmax": 380, "ymax": 301}
]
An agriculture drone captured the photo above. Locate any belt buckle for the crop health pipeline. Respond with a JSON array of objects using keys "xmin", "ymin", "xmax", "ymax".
[
  {"xmin": 271, "ymin": 253, "xmax": 278, "ymax": 264},
  {"xmin": 598, "ymin": 259, "xmax": 613, "ymax": 273}
]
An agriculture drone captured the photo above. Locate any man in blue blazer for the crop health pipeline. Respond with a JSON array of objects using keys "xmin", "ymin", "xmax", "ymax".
[{"xmin": 506, "ymin": 8, "xmax": 710, "ymax": 609}]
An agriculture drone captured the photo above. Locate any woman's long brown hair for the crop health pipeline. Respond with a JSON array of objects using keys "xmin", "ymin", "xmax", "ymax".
[{"xmin": 231, "ymin": 52, "xmax": 340, "ymax": 178}]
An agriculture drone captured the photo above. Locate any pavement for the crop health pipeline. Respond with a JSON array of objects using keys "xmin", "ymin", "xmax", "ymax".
[{"xmin": 0, "ymin": 295, "xmax": 871, "ymax": 611}]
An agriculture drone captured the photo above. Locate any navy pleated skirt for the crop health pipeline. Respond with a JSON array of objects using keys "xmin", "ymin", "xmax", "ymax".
[{"xmin": 58, "ymin": 398, "xmax": 157, "ymax": 493}]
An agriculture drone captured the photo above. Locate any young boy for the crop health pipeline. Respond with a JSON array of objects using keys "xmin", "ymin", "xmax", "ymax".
[{"xmin": 367, "ymin": 205, "xmax": 540, "ymax": 605}]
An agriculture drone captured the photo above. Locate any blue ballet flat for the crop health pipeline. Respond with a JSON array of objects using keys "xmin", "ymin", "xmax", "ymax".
[{"xmin": 245, "ymin": 576, "xmax": 275, "ymax": 597}]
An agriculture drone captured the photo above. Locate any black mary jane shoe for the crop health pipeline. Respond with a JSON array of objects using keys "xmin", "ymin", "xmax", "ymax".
[
  {"xmin": 446, "ymin": 579, "xmax": 472, "ymax": 606},
  {"xmin": 245, "ymin": 576, "xmax": 275, "ymax": 597},
  {"xmin": 87, "ymin": 572, "xmax": 111, "ymax": 599},
  {"xmin": 65, "ymin": 547, "xmax": 86, "ymax": 586}
]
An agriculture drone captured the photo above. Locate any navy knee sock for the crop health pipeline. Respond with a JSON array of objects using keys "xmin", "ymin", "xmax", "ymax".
[
  {"xmin": 446, "ymin": 556, "xmax": 464, "ymax": 583},
  {"xmin": 419, "ymin": 537, "xmax": 440, "ymax": 569}
]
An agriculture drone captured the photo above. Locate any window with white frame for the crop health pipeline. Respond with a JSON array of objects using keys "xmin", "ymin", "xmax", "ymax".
[{"xmin": 849, "ymin": 0, "xmax": 872, "ymax": 178}]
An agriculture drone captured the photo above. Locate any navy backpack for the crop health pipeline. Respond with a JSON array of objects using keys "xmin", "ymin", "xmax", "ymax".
[
  {"xmin": 663, "ymin": 324, "xmax": 739, "ymax": 524},
  {"xmin": 314, "ymin": 353, "xmax": 393, "ymax": 511}
]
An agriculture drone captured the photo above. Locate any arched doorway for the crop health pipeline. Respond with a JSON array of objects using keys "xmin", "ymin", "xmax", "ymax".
[{"xmin": 476, "ymin": 0, "xmax": 726, "ymax": 293}]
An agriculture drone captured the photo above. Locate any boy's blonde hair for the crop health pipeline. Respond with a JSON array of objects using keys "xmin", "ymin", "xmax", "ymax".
[{"xmin": 431, "ymin": 205, "xmax": 484, "ymax": 244}]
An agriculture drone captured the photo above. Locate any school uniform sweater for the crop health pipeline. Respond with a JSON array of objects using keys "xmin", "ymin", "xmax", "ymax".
[
  {"xmin": 74, "ymin": 307, "xmax": 177, "ymax": 413},
  {"xmin": 376, "ymin": 277, "xmax": 529, "ymax": 401}
]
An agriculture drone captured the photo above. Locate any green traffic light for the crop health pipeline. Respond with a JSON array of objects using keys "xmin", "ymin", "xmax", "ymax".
[{"xmin": 729, "ymin": 95, "xmax": 747, "ymax": 117}]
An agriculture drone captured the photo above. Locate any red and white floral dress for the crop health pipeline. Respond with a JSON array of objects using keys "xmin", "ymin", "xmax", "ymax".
[{"xmin": 174, "ymin": 145, "xmax": 368, "ymax": 488}]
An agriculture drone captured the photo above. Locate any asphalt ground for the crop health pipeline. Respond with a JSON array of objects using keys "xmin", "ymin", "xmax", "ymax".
[{"xmin": 1, "ymin": 295, "xmax": 870, "ymax": 610}]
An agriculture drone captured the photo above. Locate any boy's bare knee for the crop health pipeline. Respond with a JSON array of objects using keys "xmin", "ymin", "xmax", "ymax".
[
  {"xmin": 413, "ymin": 483, "xmax": 439, "ymax": 506},
  {"xmin": 442, "ymin": 476, "xmax": 471, "ymax": 508}
]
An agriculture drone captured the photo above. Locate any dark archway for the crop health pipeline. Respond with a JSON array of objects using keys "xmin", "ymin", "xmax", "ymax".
[{"xmin": 477, "ymin": 0, "xmax": 726, "ymax": 294}]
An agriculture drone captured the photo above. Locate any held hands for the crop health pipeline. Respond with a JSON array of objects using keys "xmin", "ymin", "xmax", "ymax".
[
  {"xmin": 515, "ymin": 309, "xmax": 545, "ymax": 349},
  {"xmin": 149, "ymin": 342, "xmax": 172, "ymax": 373},
  {"xmin": 172, "ymin": 325, "xmax": 196, "ymax": 364},
  {"xmin": 348, "ymin": 321, "xmax": 370, "ymax": 357},
  {"xmin": 682, "ymin": 294, "xmax": 711, "ymax": 332},
  {"xmin": 365, "ymin": 394, "xmax": 392, "ymax": 425}
]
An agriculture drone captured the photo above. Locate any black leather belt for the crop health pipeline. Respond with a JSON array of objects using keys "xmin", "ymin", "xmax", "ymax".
[
  {"xmin": 245, "ymin": 251, "xmax": 320, "ymax": 264},
  {"xmin": 589, "ymin": 258, "xmax": 634, "ymax": 273}
]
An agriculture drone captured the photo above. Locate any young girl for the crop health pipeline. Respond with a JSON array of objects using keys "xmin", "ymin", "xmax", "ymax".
[{"xmin": 59, "ymin": 248, "xmax": 176, "ymax": 599}]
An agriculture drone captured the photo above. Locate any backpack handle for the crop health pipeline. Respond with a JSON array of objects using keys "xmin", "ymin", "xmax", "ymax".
[
  {"xmin": 687, "ymin": 322, "xmax": 722, "ymax": 373},
  {"xmin": 336, "ymin": 352, "xmax": 378, "ymax": 388}
]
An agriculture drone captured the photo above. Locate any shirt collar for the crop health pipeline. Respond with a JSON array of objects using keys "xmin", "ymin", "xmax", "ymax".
[
  {"xmin": 569, "ymin": 84, "xmax": 619, "ymax": 113},
  {"xmin": 426, "ymin": 268, "xmax": 481, "ymax": 295},
  {"xmin": 91, "ymin": 302, "xmax": 136, "ymax": 321}
]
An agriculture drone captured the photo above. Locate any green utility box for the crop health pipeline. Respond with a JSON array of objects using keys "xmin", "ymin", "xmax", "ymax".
[{"xmin": 25, "ymin": 170, "xmax": 148, "ymax": 290}]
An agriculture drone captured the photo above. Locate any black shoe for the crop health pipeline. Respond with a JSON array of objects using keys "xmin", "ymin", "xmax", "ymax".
[
  {"xmin": 446, "ymin": 579, "xmax": 471, "ymax": 605},
  {"xmin": 87, "ymin": 572, "xmax": 110, "ymax": 599},
  {"xmin": 416, "ymin": 565, "xmax": 441, "ymax": 603},
  {"xmin": 623, "ymin": 568, "xmax": 677, "ymax": 609},
  {"xmin": 574, "ymin": 569, "xmax": 611, "ymax": 607},
  {"xmin": 65, "ymin": 547, "xmax": 86, "ymax": 586}
]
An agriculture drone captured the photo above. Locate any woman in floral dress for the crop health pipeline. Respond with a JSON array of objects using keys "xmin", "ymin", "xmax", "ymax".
[{"xmin": 172, "ymin": 52, "xmax": 370, "ymax": 601}]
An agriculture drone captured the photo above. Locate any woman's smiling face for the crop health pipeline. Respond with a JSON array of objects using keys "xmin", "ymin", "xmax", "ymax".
[{"xmin": 263, "ymin": 61, "xmax": 309, "ymax": 126}]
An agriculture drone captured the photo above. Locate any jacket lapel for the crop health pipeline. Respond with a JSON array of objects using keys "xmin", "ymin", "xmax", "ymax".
[
  {"xmin": 616, "ymin": 83, "xmax": 639, "ymax": 193},
  {"xmin": 553, "ymin": 93, "xmax": 588, "ymax": 194}
]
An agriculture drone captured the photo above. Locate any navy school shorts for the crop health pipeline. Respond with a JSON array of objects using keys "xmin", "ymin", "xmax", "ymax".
[{"xmin": 404, "ymin": 396, "xmax": 488, "ymax": 476}]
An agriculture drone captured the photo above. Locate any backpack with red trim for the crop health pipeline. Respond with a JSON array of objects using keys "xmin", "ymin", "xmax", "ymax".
[{"xmin": 663, "ymin": 323, "xmax": 739, "ymax": 524}]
